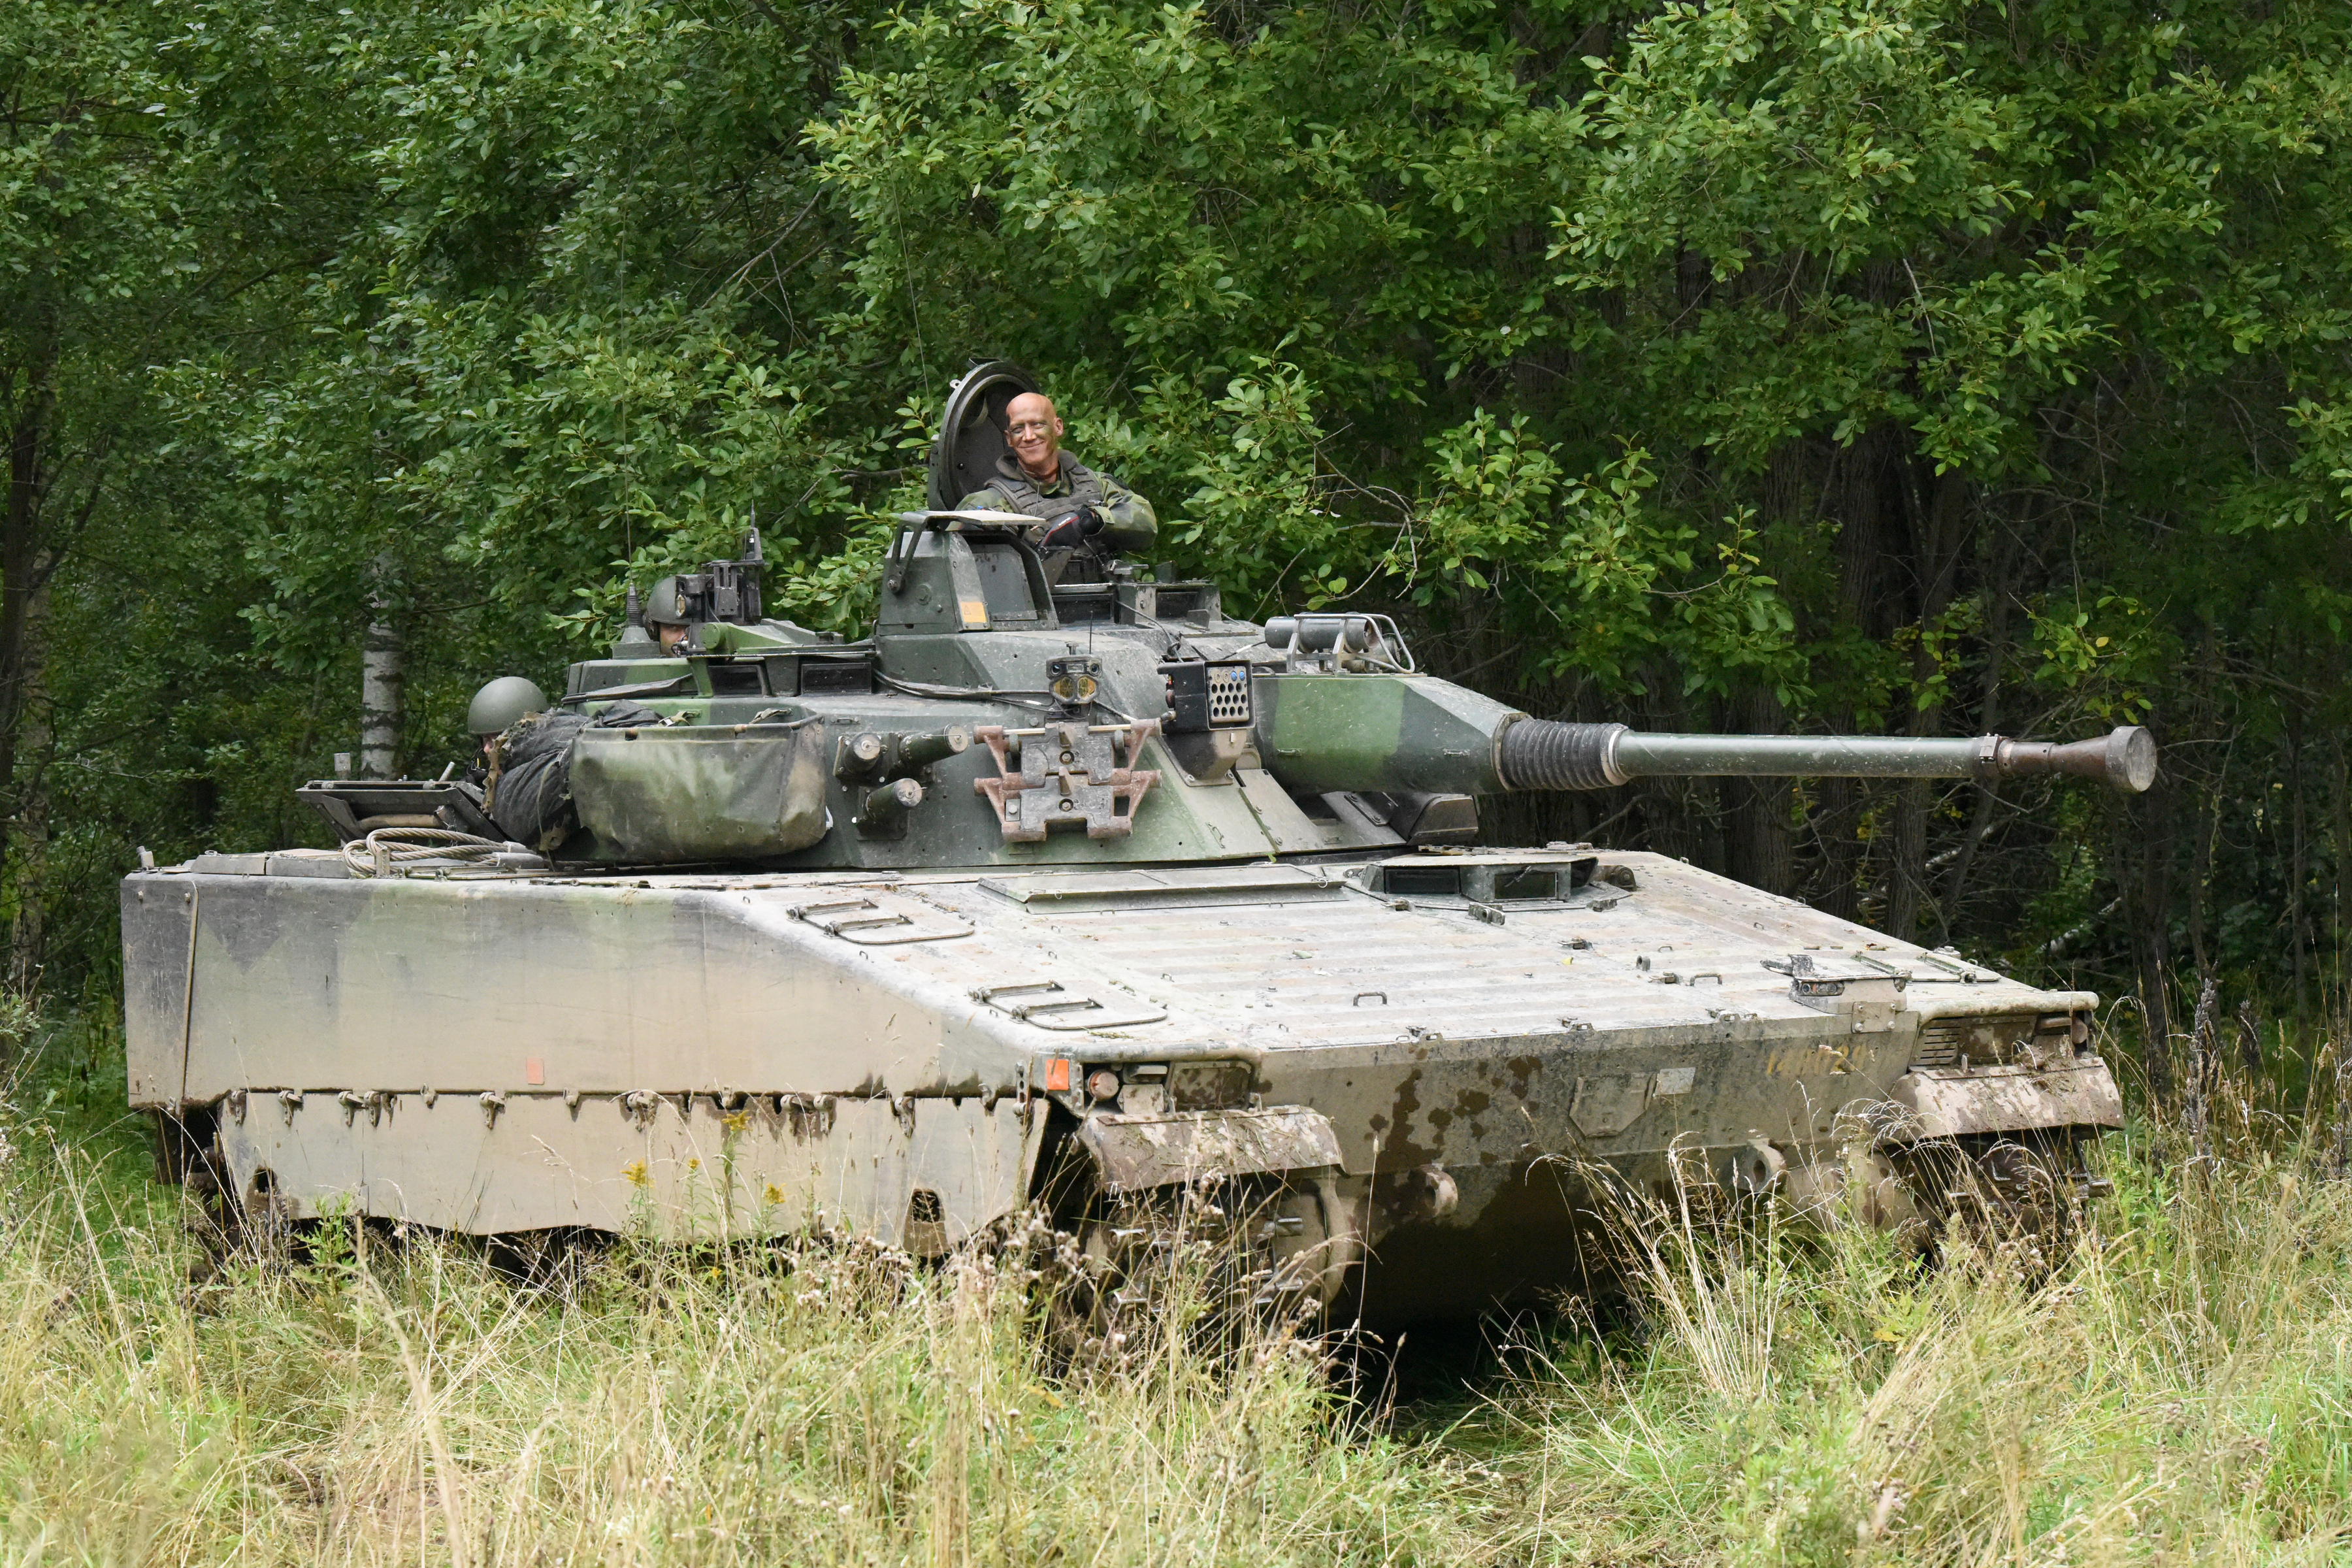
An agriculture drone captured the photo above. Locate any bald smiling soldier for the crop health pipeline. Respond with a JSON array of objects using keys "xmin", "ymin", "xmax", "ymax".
[{"xmin": 954, "ymin": 391, "xmax": 1157, "ymax": 583}]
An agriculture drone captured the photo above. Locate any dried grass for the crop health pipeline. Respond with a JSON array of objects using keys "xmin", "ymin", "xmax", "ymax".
[{"xmin": 11, "ymin": 1018, "xmax": 2352, "ymax": 1563}]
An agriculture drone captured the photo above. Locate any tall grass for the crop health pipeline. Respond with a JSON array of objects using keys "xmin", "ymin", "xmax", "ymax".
[
  {"xmin": 0, "ymin": 1128, "xmax": 1478, "ymax": 1564},
  {"xmin": 1454, "ymin": 1139, "xmax": 2352, "ymax": 1565},
  {"xmin": 12, "ymin": 1030, "xmax": 2352, "ymax": 1561}
]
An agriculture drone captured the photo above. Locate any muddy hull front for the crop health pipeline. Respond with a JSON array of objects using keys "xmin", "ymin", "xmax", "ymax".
[
  {"xmin": 1261, "ymin": 1029, "xmax": 2117, "ymax": 1321},
  {"xmin": 125, "ymin": 849, "xmax": 2123, "ymax": 1318}
]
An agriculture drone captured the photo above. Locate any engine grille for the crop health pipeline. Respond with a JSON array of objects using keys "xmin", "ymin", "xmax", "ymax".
[{"xmin": 1915, "ymin": 1013, "xmax": 2040, "ymax": 1070}]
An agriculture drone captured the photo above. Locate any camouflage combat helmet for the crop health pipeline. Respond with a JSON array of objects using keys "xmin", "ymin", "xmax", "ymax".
[
  {"xmin": 644, "ymin": 576, "xmax": 693, "ymax": 629},
  {"xmin": 466, "ymin": 676, "xmax": 547, "ymax": 737}
]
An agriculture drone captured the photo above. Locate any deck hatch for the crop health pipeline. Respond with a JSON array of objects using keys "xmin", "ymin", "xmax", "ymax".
[{"xmin": 979, "ymin": 865, "xmax": 1343, "ymax": 908}]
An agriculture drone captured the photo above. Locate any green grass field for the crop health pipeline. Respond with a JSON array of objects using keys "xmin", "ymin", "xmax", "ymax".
[{"xmin": 9, "ymin": 1010, "xmax": 2352, "ymax": 1565}]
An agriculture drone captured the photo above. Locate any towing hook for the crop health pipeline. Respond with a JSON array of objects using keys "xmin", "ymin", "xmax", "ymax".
[
  {"xmin": 1404, "ymin": 1162, "xmax": 1460, "ymax": 1219},
  {"xmin": 1726, "ymin": 1137, "xmax": 1787, "ymax": 1197}
]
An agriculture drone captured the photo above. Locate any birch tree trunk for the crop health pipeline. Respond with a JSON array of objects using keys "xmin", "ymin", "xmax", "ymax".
[
  {"xmin": 359, "ymin": 555, "xmax": 404, "ymax": 779},
  {"xmin": 357, "ymin": 555, "xmax": 404, "ymax": 785}
]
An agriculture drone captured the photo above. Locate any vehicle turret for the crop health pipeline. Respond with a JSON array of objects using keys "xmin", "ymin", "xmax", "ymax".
[
  {"xmin": 403, "ymin": 358, "xmax": 2152, "ymax": 871},
  {"xmin": 312, "ymin": 361, "xmax": 2148, "ymax": 873},
  {"xmin": 405, "ymin": 491, "xmax": 2149, "ymax": 871}
]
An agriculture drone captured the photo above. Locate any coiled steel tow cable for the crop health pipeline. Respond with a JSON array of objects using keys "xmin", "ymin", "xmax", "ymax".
[{"xmin": 342, "ymin": 826, "xmax": 517, "ymax": 877}]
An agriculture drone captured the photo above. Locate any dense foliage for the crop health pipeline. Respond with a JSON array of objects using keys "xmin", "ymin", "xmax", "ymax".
[{"xmin": 8, "ymin": 0, "xmax": 2351, "ymax": 1061}]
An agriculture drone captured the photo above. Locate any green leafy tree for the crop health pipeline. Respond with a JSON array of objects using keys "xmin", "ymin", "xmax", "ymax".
[{"xmin": 8, "ymin": 0, "xmax": 2351, "ymax": 1056}]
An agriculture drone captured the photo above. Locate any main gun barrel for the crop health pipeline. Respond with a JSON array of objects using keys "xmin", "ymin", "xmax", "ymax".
[
  {"xmin": 1249, "ymin": 672, "xmax": 2158, "ymax": 797},
  {"xmin": 1498, "ymin": 720, "xmax": 2157, "ymax": 794}
]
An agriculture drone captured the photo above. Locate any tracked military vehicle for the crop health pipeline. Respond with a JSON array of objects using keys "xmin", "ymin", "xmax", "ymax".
[{"xmin": 125, "ymin": 362, "xmax": 2151, "ymax": 1324}]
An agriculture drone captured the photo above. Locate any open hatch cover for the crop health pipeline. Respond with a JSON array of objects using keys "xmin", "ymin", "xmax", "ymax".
[{"xmin": 928, "ymin": 360, "xmax": 1040, "ymax": 510}]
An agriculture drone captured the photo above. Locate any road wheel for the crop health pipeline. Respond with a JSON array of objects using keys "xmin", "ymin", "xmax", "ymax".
[
  {"xmin": 1897, "ymin": 1132, "xmax": 2085, "ymax": 1279},
  {"xmin": 1022, "ymin": 1164, "xmax": 1356, "ymax": 1377}
]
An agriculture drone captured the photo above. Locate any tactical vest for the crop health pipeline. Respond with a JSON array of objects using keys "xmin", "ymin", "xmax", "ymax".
[{"xmin": 988, "ymin": 454, "xmax": 1106, "ymax": 518}]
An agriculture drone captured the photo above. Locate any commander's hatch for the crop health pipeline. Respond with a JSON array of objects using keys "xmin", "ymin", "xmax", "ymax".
[
  {"xmin": 929, "ymin": 359, "xmax": 1037, "ymax": 510},
  {"xmin": 918, "ymin": 358, "xmax": 1236, "ymax": 634}
]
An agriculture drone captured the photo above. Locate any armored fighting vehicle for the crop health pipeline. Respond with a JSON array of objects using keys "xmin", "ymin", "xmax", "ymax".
[{"xmin": 125, "ymin": 363, "xmax": 2151, "ymax": 1326}]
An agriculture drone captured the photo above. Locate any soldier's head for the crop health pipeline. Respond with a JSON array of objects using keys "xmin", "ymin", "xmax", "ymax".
[
  {"xmin": 645, "ymin": 575, "xmax": 694, "ymax": 651},
  {"xmin": 467, "ymin": 676, "xmax": 547, "ymax": 755},
  {"xmin": 1004, "ymin": 392, "xmax": 1064, "ymax": 480}
]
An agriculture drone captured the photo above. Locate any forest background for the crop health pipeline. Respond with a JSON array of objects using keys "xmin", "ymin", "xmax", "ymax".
[{"xmin": 8, "ymin": 0, "xmax": 2351, "ymax": 1082}]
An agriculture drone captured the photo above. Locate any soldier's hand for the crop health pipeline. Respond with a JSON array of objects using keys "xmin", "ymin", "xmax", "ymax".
[{"xmin": 1039, "ymin": 506, "xmax": 1104, "ymax": 549}]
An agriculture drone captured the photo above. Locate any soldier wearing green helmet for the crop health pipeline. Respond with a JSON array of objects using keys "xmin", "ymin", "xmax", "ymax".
[
  {"xmin": 465, "ymin": 675, "xmax": 547, "ymax": 779},
  {"xmin": 467, "ymin": 676, "xmax": 547, "ymax": 740},
  {"xmin": 644, "ymin": 576, "xmax": 696, "ymax": 652}
]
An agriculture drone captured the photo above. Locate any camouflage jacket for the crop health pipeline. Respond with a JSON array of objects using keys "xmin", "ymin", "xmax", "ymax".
[{"xmin": 956, "ymin": 453, "xmax": 1157, "ymax": 557}]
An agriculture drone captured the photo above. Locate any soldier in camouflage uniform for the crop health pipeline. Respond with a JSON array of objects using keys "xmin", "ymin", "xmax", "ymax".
[{"xmin": 954, "ymin": 391, "xmax": 1156, "ymax": 583}]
